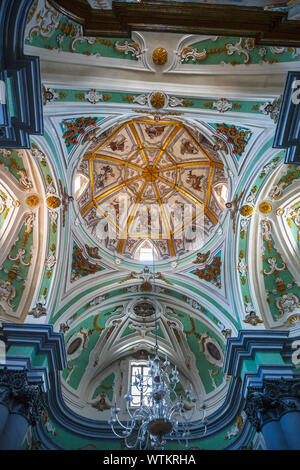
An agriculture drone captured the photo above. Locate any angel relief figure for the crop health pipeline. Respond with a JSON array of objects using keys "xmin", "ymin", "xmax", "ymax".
[
  {"xmin": 225, "ymin": 190, "xmax": 245, "ymax": 233},
  {"xmin": 193, "ymin": 250, "xmax": 210, "ymax": 264},
  {"xmin": 59, "ymin": 180, "xmax": 74, "ymax": 227},
  {"xmin": 212, "ymin": 135, "xmax": 229, "ymax": 155},
  {"xmin": 91, "ymin": 392, "xmax": 111, "ymax": 412}
]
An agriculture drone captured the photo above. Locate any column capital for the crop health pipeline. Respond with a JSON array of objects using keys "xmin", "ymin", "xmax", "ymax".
[
  {"xmin": 244, "ymin": 377, "xmax": 300, "ymax": 431},
  {"xmin": 0, "ymin": 367, "xmax": 45, "ymax": 425}
]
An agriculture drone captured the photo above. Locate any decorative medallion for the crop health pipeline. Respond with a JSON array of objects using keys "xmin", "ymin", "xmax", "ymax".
[
  {"xmin": 26, "ymin": 194, "xmax": 39, "ymax": 207},
  {"xmin": 150, "ymin": 92, "xmax": 166, "ymax": 109},
  {"xmin": 46, "ymin": 195, "xmax": 61, "ymax": 209},
  {"xmin": 67, "ymin": 338, "xmax": 82, "ymax": 355},
  {"xmin": 259, "ymin": 202, "xmax": 272, "ymax": 214},
  {"xmin": 240, "ymin": 204, "xmax": 254, "ymax": 217},
  {"xmin": 133, "ymin": 302, "xmax": 155, "ymax": 317},
  {"xmin": 152, "ymin": 48, "xmax": 168, "ymax": 65},
  {"xmin": 288, "ymin": 314, "xmax": 300, "ymax": 325}
]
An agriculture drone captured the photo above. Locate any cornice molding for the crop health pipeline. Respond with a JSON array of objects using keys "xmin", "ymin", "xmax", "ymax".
[{"xmin": 48, "ymin": 1, "xmax": 300, "ymax": 47}]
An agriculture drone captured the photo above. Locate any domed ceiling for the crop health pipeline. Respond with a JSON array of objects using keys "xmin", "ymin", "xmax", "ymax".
[{"xmin": 75, "ymin": 118, "xmax": 228, "ymax": 260}]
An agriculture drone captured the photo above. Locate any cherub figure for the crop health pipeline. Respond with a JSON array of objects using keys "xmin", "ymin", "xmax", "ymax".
[
  {"xmin": 193, "ymin": 250, "xmax": 211, "ymax": 264},
  {"xmin": 225, "ymin": 190, "xmax": 245, "ymax": 233},
  {"xmin": 92, "ymin": 392, "xmax": 112, "ymax": 412},
  {"xmin": 59, "ymin": 180, "xmax": 74, "ymax": 227},
  {"xmin": 212, "ymin": 135, "xmax": 229, "ymax": 155}
]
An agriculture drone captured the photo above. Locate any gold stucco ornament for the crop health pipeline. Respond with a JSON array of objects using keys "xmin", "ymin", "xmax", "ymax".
[
  {"xmin": 240, "ymin": 204, "xmax": 254, "ymax": 217},
  {"xmin": 259, "ymin": 202, "xmax": 272, "ymax": 214},
  {"xmin": 276, "ymin": 207, "xmax": 284, "ymax": 216},
  {"xmin": 26, "ymin": 194, "xmax": 39, "ymax": 207},
  {"xmin": 150, "ymin": 92, "xmax": 165, "ymax": 109},
  {"xmin": 152, "ymin": 48, "xmax": 168, "ymax": 65},
  {"xmin": 46, "ymin": 195, "xmax": 61, "ymax": 209}
]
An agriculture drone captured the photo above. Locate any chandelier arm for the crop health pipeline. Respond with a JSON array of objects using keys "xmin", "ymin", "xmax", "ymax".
[
  {"xmin": 179, "ymin": 404, "xmax": 197, "ymax": 423},
  {"xmin": 110, "ymin": 423, "xmax": 133, "ymax": 439},
  {"xmin": 114, "ymin": 413, "xmax": 135, "ymax": 430},
  {"xmin": 126, "ymin": 401, "xmax": 134, "ymax": 419}
]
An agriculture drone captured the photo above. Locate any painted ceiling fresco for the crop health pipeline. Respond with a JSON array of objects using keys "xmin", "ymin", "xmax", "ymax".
[{"xmin": 75, "ymin": 118, "xmax": 228, "ymax": 259}]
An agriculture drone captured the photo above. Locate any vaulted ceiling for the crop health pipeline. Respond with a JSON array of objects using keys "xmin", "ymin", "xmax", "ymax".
[{"xmin": 0, "ymin": 0, "xmax": 299, "ymax": 449}]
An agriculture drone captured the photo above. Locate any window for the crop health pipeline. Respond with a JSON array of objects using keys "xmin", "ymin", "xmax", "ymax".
[
  {"xmin": 130, "ymin": 364, "xmax": 152, "ymax": 407},
  {"xmin": 139, "ymin": 247, "xmax": 154, "ymax": 261}
]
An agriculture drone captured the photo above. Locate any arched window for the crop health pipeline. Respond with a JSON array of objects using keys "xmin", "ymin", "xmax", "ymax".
[{"xmin": 130, "ymin": 362, "xmax": 153, "ymax": 407}]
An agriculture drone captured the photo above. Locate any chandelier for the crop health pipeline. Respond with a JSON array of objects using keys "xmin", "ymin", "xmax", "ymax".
[{"xmin": 108, "ymin": 251, "xmax": 208, "ymax": 449}]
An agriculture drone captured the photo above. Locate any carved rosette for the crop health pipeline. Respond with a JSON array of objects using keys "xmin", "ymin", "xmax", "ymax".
[
  {"xmin": 152, "ymin": 48, "xmax": 168, "ymax": 65},
  {"xmin": 244, "ymin": 378, "xmax": 300, "ymax": 431},
  {"xmin": 0, "ymin": 367, "xmax": 45, "ymax": 425}
]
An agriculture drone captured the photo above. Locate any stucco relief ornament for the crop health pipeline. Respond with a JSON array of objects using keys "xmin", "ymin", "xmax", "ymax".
[
  {"xmin": 45, "ymin": 180, "xmax": 61, "ymax": 227},
  {"xmin": 240, "ymin": 204, "xmax": 254, "ymax": 217},
  {"xmin": 237, "ymin": 258, "xmax": 248, "ymax": 277},
  {"xmin": 152, "ymin": 48, "xmax": 168, "ymax": 66},
  {"xmin": 276, "ymin": 293, "xmax": 300, "ymax": 317},
  {"xmin": 26, "ymin": 195, "xmax": 39, "ymax": 208},
  {"xmin": 222, "ymin": 328, "xmax": 232, "ymax": 339},
  {"xmin": 15, "ymin": 166, "xmax": 33, "ymax": 191},
  {"xmin": 29, "ymin": 302, "xmax": 47, "ymax": 318},
  {"xmin": 114, "ymin": 41, "xmax": 142, "ymax": 58},
  {"xmin": 45, "ymin": 251, "xmax": 56, "ymax": 270},
  {"xmin": 168, "ymin": 96, "xmax": 184, "ymax": 107},
  {"xmin": 0, "ymin": 149, "xmax": 12, "ymax": 158},
  {"xmin": 244, "ymin": 310, "xmax": 264, "ymax": 326},
  {"xmin": 26, "ymin": 1, "xmax": 62, "ymax": 42},
  {"xmin": 0, "ymin": 279, "xmax": 16, "ymax": 308},
  {"xmin": 85, "ymin": 89, "xmax": 103, "ymax": 104},
  {"xmin": 225, "ymin": 37, "xmax": 255, "ymax": 65},
  {"xmin": 42, "ymin": 86, "xmax": 59, "ymax": 105},
  {"xmin": 24, "ymin": 212, "xmax": 35, "ymax": 234},
  {"xmin": 150, "ymin": 92, "xmax": 166, "ymax": 110},
  {"xmin": 70, "ymin": 34, "xmax": 98, "ymax": 54},
  {"xmin": 30, "ymin": 144, "xmax": 46, "ymax": 160},
  {"xmin": 259, "ymin": 202, "xmax": 272, "ymax": 214},
  {"xmin": 8, "ymin": 248, "xmax": 31, "ymax": 267},
  {"xmin": 192, "ymin": 251, "xmax": 211, "ymax": 264},
  {"xmin": 263, "ymin": 257, "xmax": 286, "ymax": 276},
  {"xmin": 213, "ymin": 98, "xmax": 232, "ymax": 113},
  {"xmin": 179, "ymin": 46, "xmax": 207, "ymax": 63},
  {"xmin": 259, "ymin": 96, "xmax": 282, "ymax": 124},
  {"xmin": 287, "ymin": 205, "xmax": 300, "ymax": 228},
  {"xmin": 92, "ymin": 392, "xmax": 112, "ymax": 412}
]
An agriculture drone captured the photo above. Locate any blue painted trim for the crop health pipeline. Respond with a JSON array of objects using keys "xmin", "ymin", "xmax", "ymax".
[
  {"xmin": 0, "ymin": 0, "xmax": 44, "ymax": 148},
  {"xmin": 224, "ymin": 329, "xmax": 290, "ymax": 378},
  {"xmin": 273, "ymin": 71, "xmax": 300, "ymax": 164},
  {"xmin": 2, "ymin": 324, "xmax": 300, "ymax": 449}
]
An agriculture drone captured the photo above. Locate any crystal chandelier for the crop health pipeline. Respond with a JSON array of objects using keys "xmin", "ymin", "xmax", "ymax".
[{"xmin": 108, "ymin": 251, "xmax": 208, "ymax": 450}]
